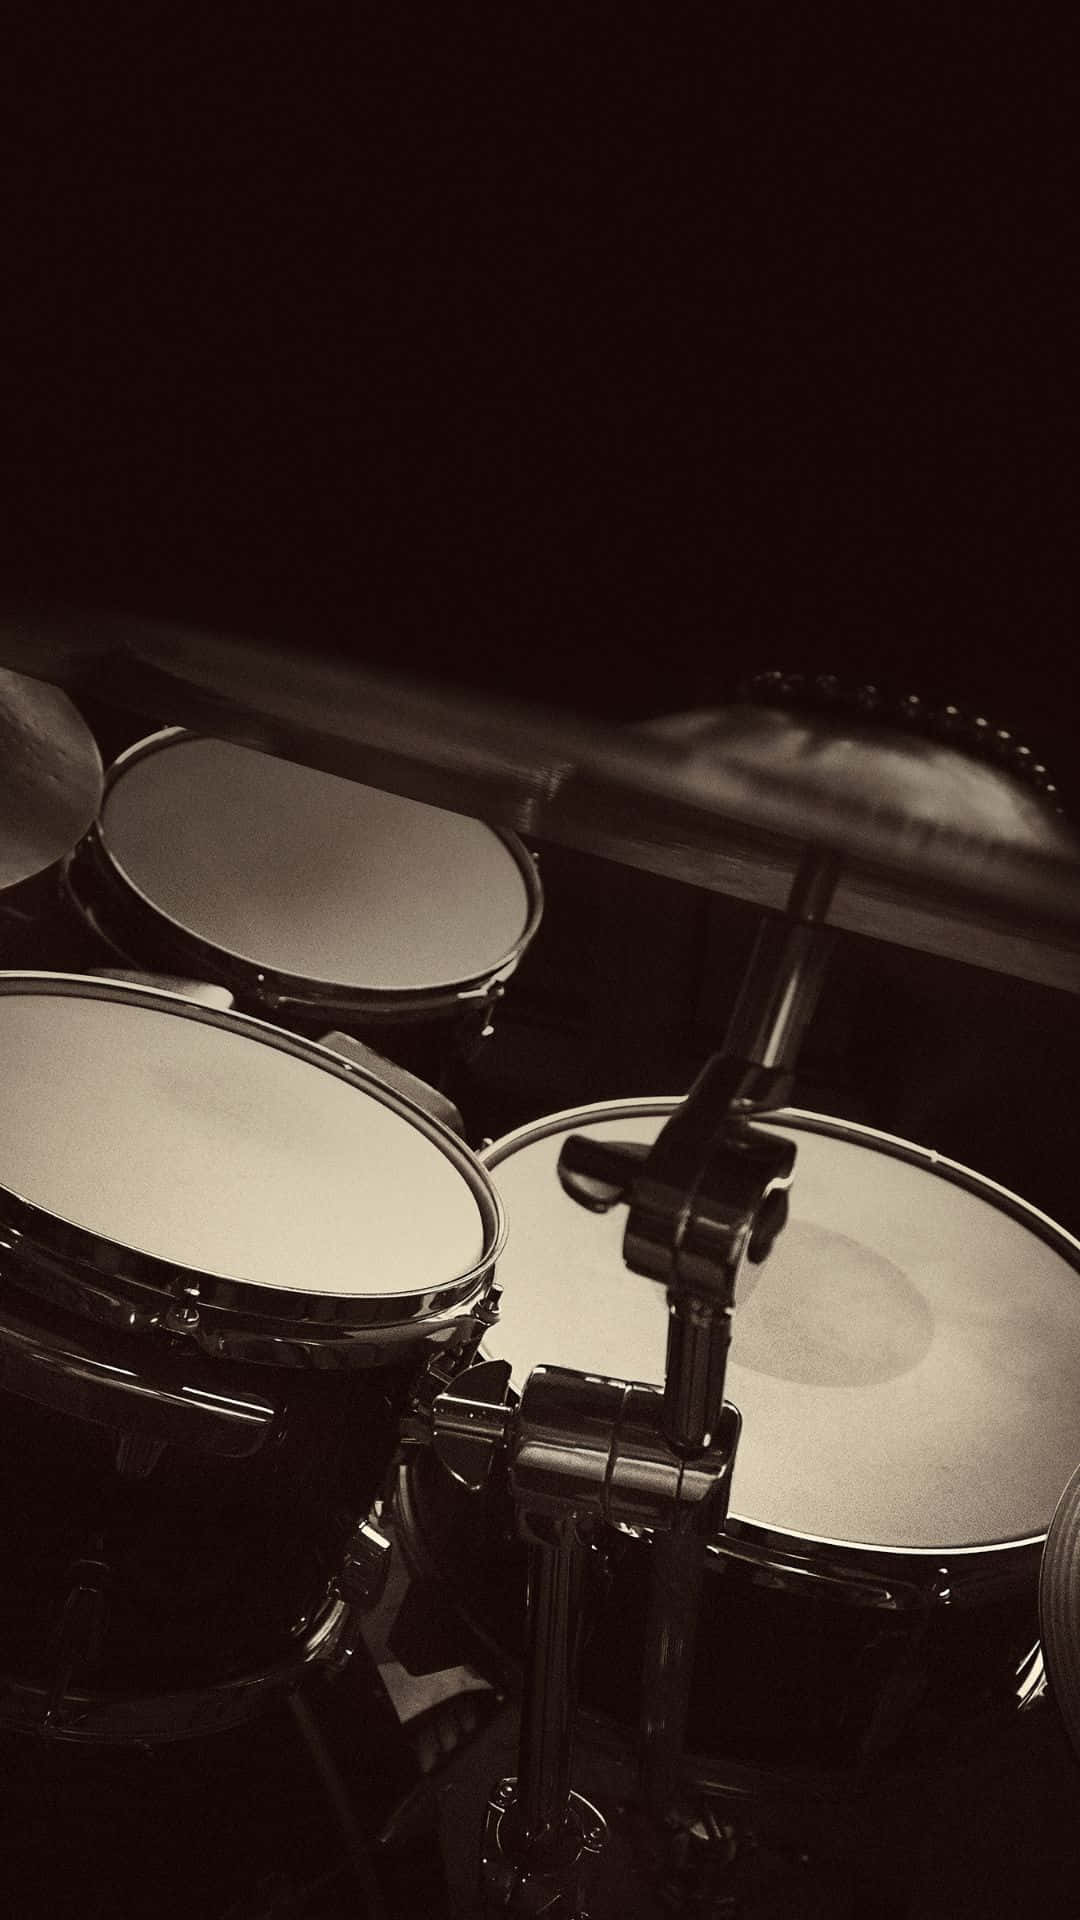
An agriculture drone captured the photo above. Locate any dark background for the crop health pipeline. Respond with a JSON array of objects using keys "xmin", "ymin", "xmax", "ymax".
[
  {"xmin": 0, "ymin": 15, "xmax": 1079, "ymax": 1913},
  {"xmin": 0, "ymin": 9, "xmax": 1073, "ymax": 746}
]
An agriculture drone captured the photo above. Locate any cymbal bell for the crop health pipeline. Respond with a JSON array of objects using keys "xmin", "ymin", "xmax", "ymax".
[
  {"xmin": 0, "ymin": 668, "xmax": 103, "ymax": 890},
  {"xmin": 0, "ymin": 604, "xmax": 1078, "ymax": 991}
]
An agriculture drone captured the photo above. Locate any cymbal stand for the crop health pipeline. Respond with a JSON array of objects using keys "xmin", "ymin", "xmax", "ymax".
[
  {"xmin": 407, "ymin": 852, "xmax": 837, "ymax": 1914},
  {"xmin": 594, "ymin": 847, "xmax": 838, "ymax": 1824}
]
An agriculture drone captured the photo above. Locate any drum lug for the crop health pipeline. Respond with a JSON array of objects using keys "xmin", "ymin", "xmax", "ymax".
[
  {"xmin": 164, "ymin": 1291, "xmax": 201, "ymax": 1336},
  {"xmin": 43, "ymin": 1548, "xmax": 111, "ymax": 1736},
  {"xmin": 339, "ymin": 1517, "xmax": 393, "ymax": 1612},
  {"xmin": 428, "ymin": 1359, "xmax": 514, "ymax": 1491},
  {"xmin": 401, "ymin": 1336, "xmax": 509, "ymax": 1459},
  {"xmin": 400, "ymin": 1349, "xmax": 469, "ymax": 1447}
]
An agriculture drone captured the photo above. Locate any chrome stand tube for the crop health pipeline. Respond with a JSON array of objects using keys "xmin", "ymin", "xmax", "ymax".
[{"xmin": 516, "ymin": 1511, "xmax": 588, "ymax": 1846}]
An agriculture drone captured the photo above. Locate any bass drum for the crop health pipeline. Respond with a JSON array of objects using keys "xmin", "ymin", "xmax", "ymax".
[
  {"xmin": 62, "ymin": 728, "xmax": 543, "ymax": 1087},
  {"xmin": 396, "ymin": 1098, "xmax": 1080, "ymax": 1792}
]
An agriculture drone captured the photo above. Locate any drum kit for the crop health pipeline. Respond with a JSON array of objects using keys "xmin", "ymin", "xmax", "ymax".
[{"xmin": 1, "ymin": 623, "xmax": 1080, "ymax": 1917}]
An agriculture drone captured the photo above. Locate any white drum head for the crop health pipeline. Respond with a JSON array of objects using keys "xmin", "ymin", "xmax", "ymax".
[
  {"xmin": 0, "ymin": 988, "xmax": 487, "ymax": 1297},
  {"xmin": 99, "ymin": 736, "xmax": 535, "ymax": 993},
  {"xmin": 482, "ymin": 1103, "xmax": 1080, "ymax": 1552}
]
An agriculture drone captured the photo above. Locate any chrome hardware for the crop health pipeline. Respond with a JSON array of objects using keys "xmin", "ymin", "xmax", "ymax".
[
  {"xmin": 163, "ymin": 1297, "xmax": 201, "ymax": 1335},
  {"xmin": 44, "ymin": 1551, "xmax": 111, "ymax": 1735},
  {"xmin": 339, "ymin": 1519, "xmax": 393, "ymax": 1611},
  {"xmin": 3, "ymin": 1592, "xmax": 355, "ymax": 1743},
  {"xmin": 480, "ymin": 1781, "xmax": 606, "ymax": 1919},
  {"xmin": 473, "ymin": 1282, "xmax": 503, "ymax": 1329},
  {"xmin": 429, "ymin": 1359, "xmax": 513, "ymax": 1491},
  {"xmin": 0, "ymin": 1293, "xmax": 276, "ymax": 1456}
]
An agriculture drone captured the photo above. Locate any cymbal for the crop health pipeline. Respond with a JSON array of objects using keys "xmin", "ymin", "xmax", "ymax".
[
  {"xmin": 1040, "ymin": 1462, "xmax": 1080, "ymax": 1759},
  {"xmin": 1, "ymin": 604, "xmax": 1078, "ymax": 991},
  {"xmin": 0, "ymin": 667, "xmax": 103, "ymax": 890}
]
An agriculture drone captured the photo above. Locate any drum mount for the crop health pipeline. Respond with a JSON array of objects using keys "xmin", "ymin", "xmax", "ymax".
[{"xmin": 405, "ymin": 853, "xmax": 837, "ymax": 1915}]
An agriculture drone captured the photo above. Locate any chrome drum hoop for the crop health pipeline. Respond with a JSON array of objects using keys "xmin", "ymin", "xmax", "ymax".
[
  {"xmin": 0, "ymin": 973, "xmax": 504, "ymax": 1367},
  {"xmin": 0, "ymin": 1591, "xmax": 357, "ymax": 1745},
  {"xmin": 62, "ymin": 728, "xmax": 545, "ymax": 1026}
]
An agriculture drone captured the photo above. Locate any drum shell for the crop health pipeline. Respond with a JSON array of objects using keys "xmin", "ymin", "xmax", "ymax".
[
  {"xmin": 395, "ymin": 1440, "xmax": 1042, "ymax": 1791},
  {"xmin": 0, "ymin": 1342, "xmax": 412, "ymax": 1699}
]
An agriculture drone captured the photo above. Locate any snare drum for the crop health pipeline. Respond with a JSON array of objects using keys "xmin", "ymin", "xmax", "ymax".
[
  {"xmin": 397, "ymin": 1098, "xmax": 1080, "ymax": 1790},
  {"xmin": 63, "ymin": 729, "xmax": 542, "ymax": 1081},
  {"xmin": 0, "ymin": 973, "xmax": 502, "ymax": 1742}
]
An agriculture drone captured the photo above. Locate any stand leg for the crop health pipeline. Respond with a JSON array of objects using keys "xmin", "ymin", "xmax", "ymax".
[
  {"xmin": 479, "ymin": 1512, "xmax": 606, "ymax": 1917},
  {"xmin": 516, "ymin": 1513, "xmax": 586, "ymax": 1845},
  {"xmin": 640, "ymin": 1519, "xmax": 707, "ymax": 1824}
]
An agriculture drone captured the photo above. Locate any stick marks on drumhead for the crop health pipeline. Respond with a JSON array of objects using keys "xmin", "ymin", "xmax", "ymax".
[{"xmin": 732, "ymin": 1221, "xmax": 935, "ymax": 1388}]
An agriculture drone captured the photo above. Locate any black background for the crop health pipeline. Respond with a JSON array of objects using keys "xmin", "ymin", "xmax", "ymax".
[
  {"xmin": 1, "ymin": 17, "xmax": 1079, "ymax": 1912},
  {"xmin": 0, "ymin": 8, "xmax": 1074, "ymax": 760}
]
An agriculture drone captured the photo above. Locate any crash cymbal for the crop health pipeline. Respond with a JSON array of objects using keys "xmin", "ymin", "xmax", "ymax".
[
  {"xmin": 0, "ymin": 667, "xmax": 103, "ymax": 889},
  {"xmin": 0, "ymin": 604, "xmax": 1077, "ymax": 990},
  {"xmin": 1040, "ymin": 1462, "xmax": 1080, "ymax": 1760}
]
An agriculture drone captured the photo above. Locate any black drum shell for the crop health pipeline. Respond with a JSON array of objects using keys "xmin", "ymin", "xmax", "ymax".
[
  {"xmin": 0, "ymin": 1342, "xmax": 416, "ymax": 1697},
  {"xmin": 394, "ymin": 1434, "xmax": 1043, "ymax": 1793}
]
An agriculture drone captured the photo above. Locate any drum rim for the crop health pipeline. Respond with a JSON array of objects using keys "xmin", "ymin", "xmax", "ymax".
[
  {"xmin": 480, "ymin": 1094, "xmax": 1080, "ymax": 1565},
  {"xmin": 69, "ymin": 727, "xmax": 544, "ymax": 1010},
  {"xmin": 0, "ymin": 972, "xmax": 504, "ymax": 1337}
]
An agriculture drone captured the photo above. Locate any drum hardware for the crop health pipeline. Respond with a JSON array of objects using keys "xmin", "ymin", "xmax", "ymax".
[
  {"xmin": 0, "ymin": 1292, "xmax": 277, "ymax": 1457},
  {"xmin": 554, "ymin": 851, "xmax": 833, "ymax": 1830},
  {"xmin": 398, "ymin": 858, "xmax": 835, "ymax": 1913},
  {"xmin": 339, "ymin": 1516, "xmax": 395, "ymax": 1613},
  {"xmin": 44, "ymin": 1544, "xmax": 111, "ymax": 1736},
  {"xmin": 1, "ymin": 1582, "xmax": 368, "ymax": 1751}
]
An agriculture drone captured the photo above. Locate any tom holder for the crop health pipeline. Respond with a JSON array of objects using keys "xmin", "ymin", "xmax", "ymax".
[{"xmin": 405, "ymin": 850, "xmax": 838, "ymax": 1913}]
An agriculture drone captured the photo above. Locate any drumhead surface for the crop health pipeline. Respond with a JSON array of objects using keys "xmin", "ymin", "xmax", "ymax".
[
  {"xmin": 0, "ymin": 988, "xmax": 487, "ymax": 1295},
  {"xmin": 99, "ymin": 736, "xmax": 534, "ymax": 992},
  {"xmin": 482, "ymin": 1103, "xmax": 1080, "ymax": 1551}
]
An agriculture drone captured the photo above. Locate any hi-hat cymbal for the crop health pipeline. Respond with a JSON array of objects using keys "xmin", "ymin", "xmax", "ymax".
[
  {"xmin": 1040, "ymin": 1462, "xmax": 1080, "ymax": 1760},
  {"xmin": 0, "ymin": 604, "xmax": 1078, "ymax": 990},
  {"xmin": 0, "ymin": 668, "xmax": 103, "ymax": 890}
]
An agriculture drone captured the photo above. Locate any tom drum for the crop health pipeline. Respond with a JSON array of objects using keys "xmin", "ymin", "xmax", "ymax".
[
  {"xmin": 0, "ymin": 973, "xmax": 502, "ymax": 1742},
  {"xmin": 396, "ymin": 1098, "xmax": 1080, "ymax": 1790},
  {"xmin": 62, "ymin": 729, "xmax": 543, "ymax": 1083}
]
